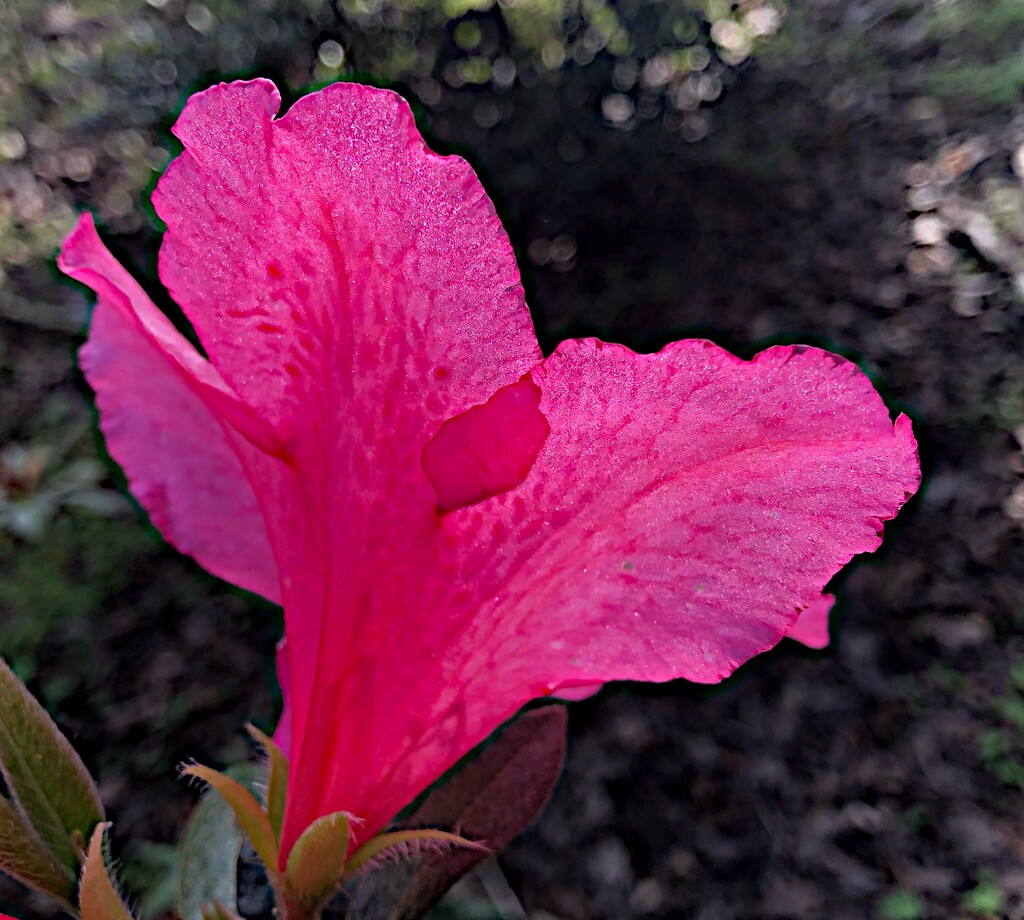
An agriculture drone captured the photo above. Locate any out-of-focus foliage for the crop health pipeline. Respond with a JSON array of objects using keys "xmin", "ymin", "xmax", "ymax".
[
  {"xmin": 923, "ymin": 0, "xmax": 1024, "ymax": 106},
  {"xmin": 327, "ymin": 0, "xmax": 784, "ymax": 81},
  {"xmin": 876, "ymin": 889, "xmax": 928, "ymax": 920},
  {"xmin": 0, "ymin": 512, "xmax": 150, "ymax": 687},
  {"xmin": 0, "ymin": 0, "xmax": 1018, "ymax": 301},
  {"xmin": 976, "ymin": 661, "xmax": 1024, "ymax": 790},
  {"xmin": 0, "ymin": 0, "xmax": 789, "ymax": 294}
]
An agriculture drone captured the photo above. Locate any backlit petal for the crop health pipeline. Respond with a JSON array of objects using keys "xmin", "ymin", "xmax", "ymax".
[
  {"xmin": 152, "ymin": 79, "xmax": 541, "ymax": 429},
  {"xmin": 784, "ymin": 594, "xmax": 835, "ymax": 649},
  {"xmin": 281, "ymin": 339, "xmax": 918, "ymax": 852},
  {"xmin": 60, "ymin": 214, "xmax": 281, "ymax": 602}
]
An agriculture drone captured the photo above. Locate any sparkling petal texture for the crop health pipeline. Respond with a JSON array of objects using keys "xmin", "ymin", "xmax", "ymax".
[
  {"xmin": 61, "ymin": 79, "xmax": 920, "ymax": 866},
  {"xmin": 151, "ymin": 79, "xmax": 541, "ymax": 427}
]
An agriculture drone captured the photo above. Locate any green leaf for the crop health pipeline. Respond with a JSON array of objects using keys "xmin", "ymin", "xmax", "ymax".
[
  {"xmin": 177, "ymin": 764, "xmax": 261, "ymax": 920},
  {"xmin": 0, "ymin": 794, "xmax": 76, "ymax": 910},
  {"xmin": 245, "ymin": 724, "xmax": 288, "ymax": 845},
  {"xmin": 0, "ymin": 656, "xmax": 104, "ymax": 870},
  {"xmin": 283, "ymin": 811, "xmax": 350, "ymax": 910},
  {"xmin": 118, "ymin": 841, "xmax": 178, "ymax": 920},
  {"xmin": 79, "ymin": 823, "xmax": 134, "ymax": 920},
  {"xmin": 344, "ymin": 706, "xmax": 567, "ymax": 920},
  {"xmin": 181, "ymin": 764, "xmax": 278, "ymax": 873}
]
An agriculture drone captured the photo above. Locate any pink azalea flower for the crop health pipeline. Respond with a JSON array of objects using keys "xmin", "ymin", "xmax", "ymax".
[{"xmin": 58, "ymin": 79, "xmax": 919, "ymax": 864}]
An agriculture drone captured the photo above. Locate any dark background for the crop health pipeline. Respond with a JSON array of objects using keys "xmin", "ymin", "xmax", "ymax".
[{"xmin": 2, "ymin": 1, "xmax": 1024, "ymax": 918}]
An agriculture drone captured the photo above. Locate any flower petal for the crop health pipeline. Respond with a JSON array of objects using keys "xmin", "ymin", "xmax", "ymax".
[
  {"xmin": 61, "ymin": 214, "xmax": 281, "ymax": 603},
  {"xmin": 152, "ymin": 79, "xmax": 541, "ymax": 430},
  {"xmin": 151, "ymin": 80, "xmax": 544, "ymax": 849},
  {"xmin": 60, "ymin": 213, "xmax": 285, "ymax": 458},
  {"xmin": 282, "ymin": 339, "xmax": 918, "ymax": 853},
  {"xmin": 449, "ymin": 339, "xmax": 918, "ymax": 686},
  {"xmin": 421, "ymin": 374, "xmax": 550, "ymax": 513},
  {"xmin": 784, "ymin": 594, "xmax": 835, "ymax": 649}
]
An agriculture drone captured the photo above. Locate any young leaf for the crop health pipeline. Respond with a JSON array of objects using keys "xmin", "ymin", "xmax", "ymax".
[
  {"xmin": 245, "ymin": 724, "xmax": 288, "ymax": 844},
  {"xmin": 79, "ymin": 823, "xmax": 133, "ymax": 920},
  {"xmin": 0, "ymin": 795, "xmax": 76, "ymax": 910},
  {"xmin": 181, "ymin": 764, "xmax": 278, "ymax": 872},
  {"xmin": 177, "ymin": 764, "xmax": 262, "ymax": 920},
  {"xmin": 344, "ymin": 706, "xmax": 567, "ymax": 920},
  {"xmin": 283, "ymin": 811, "xmax": 350, "ymax": 910},
  {"xmin": 345, "ymin": 829, "xmax": 486, "ymax": 878},
  {"xmin": 0, "ymin": 657, "xmax": 105, "ymax": 869}
]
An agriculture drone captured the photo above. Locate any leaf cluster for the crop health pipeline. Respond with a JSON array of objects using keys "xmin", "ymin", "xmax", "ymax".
[
  {"xmin": 0, "ymin": 656, "xmax": 119, "ymax": 918},
  {"xmin": 0, "ymin": 655, "xmax": 567, "ymax": 920},
  {"xmin": 180, "ymin": 707, "xmax": 567, "ymax": 920}
]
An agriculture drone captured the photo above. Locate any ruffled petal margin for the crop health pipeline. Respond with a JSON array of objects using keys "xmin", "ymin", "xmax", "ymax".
[
  {"xmin": 60, "ymin": 214, "xmax": 281, "ymax": 602},
  {"xmin": 286, "ymin": 339, "xmax": 918, "ymax": 853}
]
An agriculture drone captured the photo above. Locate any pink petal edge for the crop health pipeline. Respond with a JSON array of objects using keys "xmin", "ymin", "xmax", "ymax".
[{"xmin": 785, "ymin": 594, "xmax": 836, "ymax": 649}]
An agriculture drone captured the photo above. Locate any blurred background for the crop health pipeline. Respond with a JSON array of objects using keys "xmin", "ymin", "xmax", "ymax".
[{"xmin": 1, "ymin": 0, "xmax": 1024, "ymax": 917}]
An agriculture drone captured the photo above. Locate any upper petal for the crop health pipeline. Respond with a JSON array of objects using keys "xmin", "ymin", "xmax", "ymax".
[
  {"xmin": 152, "ymin": 79, "xmax": 542, "ymax": 432},
  {"xmin": 60, "ymin": 214, "xmax": 281, "ymax": 603}
]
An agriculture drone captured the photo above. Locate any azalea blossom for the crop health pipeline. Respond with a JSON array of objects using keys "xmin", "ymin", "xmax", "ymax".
[{"xmin": 59, "ymin": 79, "xmax": 919, "ymax": 864}]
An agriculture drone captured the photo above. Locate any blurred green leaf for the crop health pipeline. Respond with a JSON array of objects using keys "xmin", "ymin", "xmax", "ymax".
[
  {"xmin": 182, "ymin": 764, "xmax": 278, "ymax": 872},
  {"xmin": 118, "ymin": 841, "xmax": 179, "ymax": 920},
  {"xmin": 177, "ymin": 763, "xmax": 263, "ymax": 920},
  {"xmin": 961, "ymin": 877, "xmax": 1003, "ymax": 917},
  {"xmin": 0, "ymin": 656, "xmax": 104, "ymax": 870},
  {"xmin": 876, "ymin": 889, "xmax": 927, "ymax": 920}
]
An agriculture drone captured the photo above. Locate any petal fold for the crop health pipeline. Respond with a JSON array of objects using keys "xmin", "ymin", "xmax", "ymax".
[
  {"xmin": 421, "ymin": 375, "xmax": 550, "ymax": 513},
  {"xmin": 61, "ymin": 214, "xmax": 281, "ymax": 603}
]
